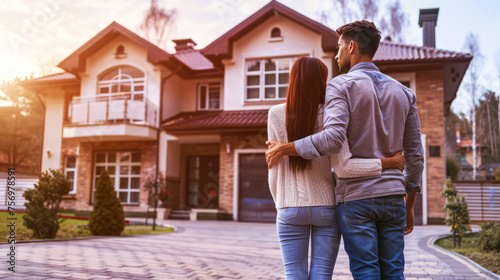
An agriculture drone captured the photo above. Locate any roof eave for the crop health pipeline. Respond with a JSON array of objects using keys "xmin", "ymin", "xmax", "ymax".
[{"xmin": 57, "ymin": 22, "xmax": 172, "ymax": 74}]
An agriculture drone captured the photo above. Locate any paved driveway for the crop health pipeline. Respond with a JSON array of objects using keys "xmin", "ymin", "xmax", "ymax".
[{"xmin": 1, "ymin": 221, "xmax": 496, "ymax": 279}]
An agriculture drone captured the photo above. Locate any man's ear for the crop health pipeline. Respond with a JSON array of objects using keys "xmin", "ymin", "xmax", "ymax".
[{"xmin": 348, "ymin": 40, "xmax": 356, "ymax": 54}]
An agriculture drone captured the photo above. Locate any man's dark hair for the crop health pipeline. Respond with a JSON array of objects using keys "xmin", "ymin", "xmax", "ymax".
[{"xmin": 336, "ymin": 20, "xmax": 381, "ymax": 58}]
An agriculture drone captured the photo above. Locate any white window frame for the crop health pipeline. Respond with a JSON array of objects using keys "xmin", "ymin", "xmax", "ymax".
[
  {"xmin": 245, "ymin": 57, "xmax": 297, "ymax": 102},
  {"xmin": 64, "ymin": 156, "xmax": 77, "ymax": 195},
  {"xmin": 389, "ymin": 72, "xmax": 416, "ymax": 94},
  {"xmin": 93, "ymin": 151, "xmax": 141, "ymax": 205},
  {"xmin": 197, "ymin": 83, "xmax": 221, "ymax": 110},
  {"xmin": 97, "ymin": 66, "xmax": 145, "ymax": 100}
]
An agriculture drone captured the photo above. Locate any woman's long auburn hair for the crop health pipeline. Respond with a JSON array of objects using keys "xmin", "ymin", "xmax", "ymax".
[{"xmin": 286, "ymin": 56, "xmax": 328, "ymax": 173}]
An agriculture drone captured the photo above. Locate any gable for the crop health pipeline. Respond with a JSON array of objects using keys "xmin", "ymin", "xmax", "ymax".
[
  {"xmin": 202, "ymin": 0, "xmax": 337, "ymax": 60},
  {"xmin": 232, "ymin": 14, "xmax": 324, "ymax": 59}
]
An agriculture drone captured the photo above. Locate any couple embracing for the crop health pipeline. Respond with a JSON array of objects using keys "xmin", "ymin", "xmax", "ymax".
[{"xmin": 266, "ymin": 20, "xmax": 424, "ymax": 280}]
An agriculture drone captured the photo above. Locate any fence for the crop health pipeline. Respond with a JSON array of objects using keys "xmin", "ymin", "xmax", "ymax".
[
  {"xmin": 454, "ymin": 181, "xmax": 500, "ymax": 222},
  {"xmin": 0, "ymin": 173, "xmax": 38, "ymax": 209}
]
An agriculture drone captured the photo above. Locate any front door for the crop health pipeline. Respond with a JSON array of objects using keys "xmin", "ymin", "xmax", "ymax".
[{"xmin": 186, "ymin": 156, "xmax": 219, "ymax": 209}]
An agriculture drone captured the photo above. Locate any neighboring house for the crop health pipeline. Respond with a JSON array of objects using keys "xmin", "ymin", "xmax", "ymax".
[
  {"xmin": 21, "ymin": 1, "xmax": 471, "ymax": 224},
  {"xmin": 451, "ymin": 125, "xmax": 487, "ymax": 180}
]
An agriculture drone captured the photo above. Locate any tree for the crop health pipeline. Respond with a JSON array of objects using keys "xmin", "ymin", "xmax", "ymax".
[
  {"xmin": 138, "ymin": 0, "xmax": 177, "ymax": 49},
  {"xmin": 463, "ymin": 33, "xmax": 484, "ymax": 179},
  {"xmin": 319, "ymin": 0, "xmax": 408, "ymax": 43},
  {"xmin": 36, "ymin": 57, "xmax": 60, "ymax": 77},
  {"xmin": 0, "ymin": 78, "xmax": 44, "ymax": 174},
  {"xmin": 441, "ymin": 179, "xmax": 471, "ymax": 248},
  {"xmin": 446, "ymin": 156, "xmax": 459, "ymax": 181},
  {"xmin": 89, "ymin": 170, "xmax": 125, "ymax": 236},
  {"xmin": 22, "ymin": 169, "xmax": 71, "ymax": 239},
  {"xmin": 476, "ymin": 91, "xmax": 500, "ymax": 164}
]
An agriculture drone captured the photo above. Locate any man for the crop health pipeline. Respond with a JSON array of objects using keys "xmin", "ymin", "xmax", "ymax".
[{"xmin": 265, "ymin": 20, "xmax": 424, "ymax": 280}]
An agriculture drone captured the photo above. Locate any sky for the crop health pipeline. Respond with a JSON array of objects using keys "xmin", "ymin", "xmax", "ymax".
[{"xmin": 0, "ymin": 0, "xmax": 499, "ymax": 114}]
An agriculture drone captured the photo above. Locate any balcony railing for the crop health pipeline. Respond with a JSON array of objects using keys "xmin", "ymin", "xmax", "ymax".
[{"xmin": 68, "ymin": 93, "xmax": 157, "ymax": 127}]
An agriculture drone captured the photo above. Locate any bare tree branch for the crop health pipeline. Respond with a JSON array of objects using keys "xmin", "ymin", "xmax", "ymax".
[{"xmin": 138, "ymin": 0, "xmax": 177, "ymax": 49}]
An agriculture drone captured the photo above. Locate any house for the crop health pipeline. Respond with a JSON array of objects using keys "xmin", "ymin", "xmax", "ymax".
[
  {"xmin": 21, "ymin": 1, "xmax": 471, "ymax": 224},
  {"xmin": 449, "ymin": 125, "xmax": 487, "ymax": 180}
]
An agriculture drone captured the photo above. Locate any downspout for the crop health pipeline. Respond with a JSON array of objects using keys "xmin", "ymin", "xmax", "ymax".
[{"xmin": 153, "ymin": 64, "xmax": 182, "ymax": 230}]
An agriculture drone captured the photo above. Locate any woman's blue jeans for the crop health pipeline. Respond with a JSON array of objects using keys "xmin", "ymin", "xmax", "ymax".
[{"xmin": 276, "ymin": 206, "xmax": 341, "ymax": 280}]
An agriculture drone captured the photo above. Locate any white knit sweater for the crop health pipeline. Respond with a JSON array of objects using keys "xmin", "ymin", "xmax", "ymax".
[{"xmin": 267, "ymin": 104, "xmax": 382, "ymax": 208}]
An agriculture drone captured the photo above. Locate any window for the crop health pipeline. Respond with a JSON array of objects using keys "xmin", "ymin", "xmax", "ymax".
[
  {"xmin": 389, "ymin": 72, "xmax": 416, "ymax": 94},
  {"xmin": 246, "ymin": 57, "xmax": 297, "ymax": 101},
  {"xmin": 198, "ymin": 83, "xmax": 221, "ymax": 110},
  {"xmin": 65, "ymin": 156, "xmax": 77, "ymax": 194},
  {"xmin": 93, "ymin": 151, "xmax": 141, "ymax": 205},
  {"xmin": 114, "ymin": 45, "xmax": 127, "ymax": 59},
  {"xmin": 271, "ymin": 28, "xmax": 281, "ymax": 38},
  {"xmin": 98, "ymin": 66, "xmax": 145, "ymax": 100}
]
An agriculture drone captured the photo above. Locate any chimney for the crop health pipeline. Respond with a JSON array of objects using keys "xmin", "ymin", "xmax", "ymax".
[
  {"xmin": 172, "ymin": 38, "xmax": 197, "ymax": 52},
  {"xmin": 418, "ymin": 8, "xmax": 439, "ymax": 48}
]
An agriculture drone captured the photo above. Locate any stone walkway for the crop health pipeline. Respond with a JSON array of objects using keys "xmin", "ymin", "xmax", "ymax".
[{"xmin": 0, "ymin": 221, "xmax": 497, "ymax": 279}]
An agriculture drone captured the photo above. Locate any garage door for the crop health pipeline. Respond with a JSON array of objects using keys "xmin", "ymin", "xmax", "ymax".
[{"xmin": 238, "ymin": 153, "xmax": 276, "ymax": 222}]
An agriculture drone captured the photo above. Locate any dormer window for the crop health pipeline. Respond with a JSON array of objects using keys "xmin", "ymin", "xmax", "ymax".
[
  {"xmin": 114, "ymin": 45, "xmax": 127, "ymax": 59},
  {"xmin": 98, "ymin": 66, "xmax": 145, "ymax": 100},
  {"xmin": 198, "ymin": 83, "xmax": 221, "ymax": 110}
]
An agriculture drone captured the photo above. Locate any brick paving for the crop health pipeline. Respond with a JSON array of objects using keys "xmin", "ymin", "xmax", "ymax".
[{"xmin": 0, "ymin": 221, "xmax": 497, "ymax": 279}]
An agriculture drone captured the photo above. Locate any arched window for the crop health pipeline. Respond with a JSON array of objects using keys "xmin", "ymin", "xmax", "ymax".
[
  {"xmin": 98, "ymin": 66, "xmax": 145, "ymax": 100},
  {"xmin": 271, "ymin": 27, "xmax": 281, "ymax": 38}
]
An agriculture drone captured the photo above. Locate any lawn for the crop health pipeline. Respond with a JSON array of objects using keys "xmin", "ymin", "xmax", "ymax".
[
  {"xmin": 0, "ymin": 211, "xmax": 174, "ymax": 242},
  {"xmin": 435, "ymin": 233, "xmax": 500, "ymax": 276}
]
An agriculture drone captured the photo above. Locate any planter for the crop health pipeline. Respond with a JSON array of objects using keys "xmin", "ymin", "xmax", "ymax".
[{"xmin": 156, "ymin": 208, "xmax": 172, "ymax": 220}]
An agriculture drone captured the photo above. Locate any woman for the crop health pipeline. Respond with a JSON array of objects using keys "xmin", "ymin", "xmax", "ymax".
[{"xmin": 267, "ymin": 56, "xmax": 405, "ymax": 280}]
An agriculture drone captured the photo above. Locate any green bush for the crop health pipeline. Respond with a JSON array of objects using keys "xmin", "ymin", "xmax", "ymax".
[
  {"xmin": 446, "ymin": 156, "xmax": 460, "ymax": 180},
  {"xmin": 479, "ymin": 222, "xmax": 500, "ymax": 252},
  {"xmin": 441, "ymin": 179, "xmax": 471, "ymax": 247},
  {"xmin": 89, "ymin": 170, "xmax": 125, "ymax": 236},
  {"xmin": 23, "ymin": 169, "xmax": 71, "ymax": 239}
]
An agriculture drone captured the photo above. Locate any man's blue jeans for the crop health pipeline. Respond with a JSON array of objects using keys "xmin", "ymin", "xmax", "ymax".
[
  {"xmin": 276, "ymin": 206, "xmax": 341, "ymax": 280},
  {"xmin": 337, "ymin": 195, "xmax": 406, "ymax": 280}
]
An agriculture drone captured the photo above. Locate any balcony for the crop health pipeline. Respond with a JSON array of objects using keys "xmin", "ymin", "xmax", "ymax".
[{"xmin": 63, "ymin": 93, "xmax": 158, "ymax": 141}]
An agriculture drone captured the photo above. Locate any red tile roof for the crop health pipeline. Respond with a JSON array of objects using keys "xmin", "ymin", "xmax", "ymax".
[
  {"xmin": 29, "ymin": 72, "xmax": 77, "ymax": 82},
  {"xmin": 162, "ymin": 110, "xmax": 269, "ymax": 134},
  {"xmin": 374, "ymin": 41, "xmax": 472, "ymax": 63},
  {"xmin": 458, "ymin": 138, "xmax": 485, "ymax": 148},
  {"xmin": 173, "ymin": 50, "xmax": 214, "ymax": 70},
  {"xmin": 21, "ymin": 72, "xmax": 79, "ymax": 87}
]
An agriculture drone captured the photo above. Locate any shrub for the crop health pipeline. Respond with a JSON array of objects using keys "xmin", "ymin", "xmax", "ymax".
[
  {"xmin": 23, "ymin": 169, "xmax": 71, "ymax": 239},
  {"xmin": 441, "ymin": 179, "xmax": 471, "ymax": 247},
  {"xmin": 446, "ymin": 156, "xmax": 460, "ymax": 180},
  {"xmin": 493, "ymin": 167, "xmax": 500, "ymax": 181},
  {"xmin": 479, "ymin": 222, "xmax": 500, "ymax": 252},
  {"xmin": 89, "ymin": 170, "xmax": 125, "ymax": 236}
]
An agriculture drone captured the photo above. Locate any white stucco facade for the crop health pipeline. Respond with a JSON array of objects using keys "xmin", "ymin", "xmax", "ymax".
[
  {"xmin": 223, "ymin": 14, "xmax": 335, "ymax": 111},
  {"xmin": 40, "ymin": 88, "xmax": 65, "ymax": 172}
]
